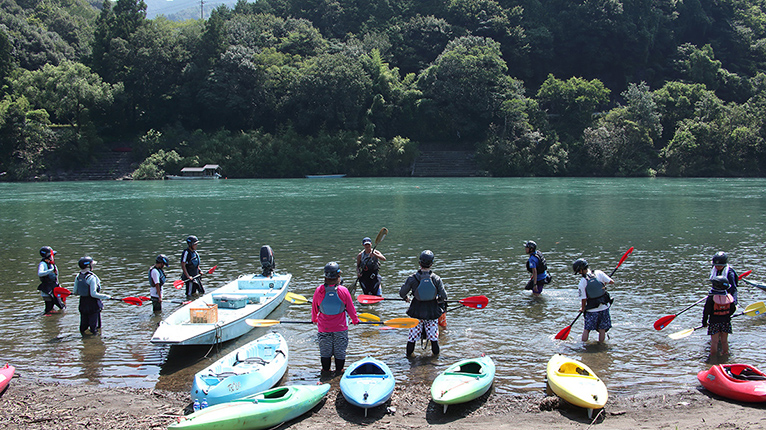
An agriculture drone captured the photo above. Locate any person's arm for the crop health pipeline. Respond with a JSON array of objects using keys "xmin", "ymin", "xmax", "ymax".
[
  {"xmin": 702, "ymin": 298, "xmax": 712, "ymax": 326},
  {"xmin": 311, "ymin": 287, "xmax": 322, "ymax": 323},
  {"xmin": 436, "ymin": 276, "xmax": 448, "ymax": 302},
  {"xmin": 181, "ymin": 251, "xmax": 190, "ymax": 279},
  {"xmin": 340, "ymin": 287, "xmax": 359, "ymax": 324},
  {"xmin": 356, "ymin": 253, "xmax": 363, "ymax": 277},
  {"xmin": 88, "ymin": 275, "xmax": 111, "ymax": 300},
  {"xmin": 150, "ymin": 269, "xmax": 162, "ymax": 301},
  {"xmin": 373, "ymin": 250, "xmax": 386, "ymax": 261},
  {"xmin": 38, "ymin": 261, "xmax": 54, "ymax": 278},
  {"xmin": 399, "ymin": 276, "xmax": 414, "ymax": 302}
]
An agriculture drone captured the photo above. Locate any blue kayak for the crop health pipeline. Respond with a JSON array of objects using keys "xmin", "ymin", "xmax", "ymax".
[
  {"xmin": 191, "ymin": 332, "xmax": 288, "ymax": 406},
  {"xmin": 339, "ymin": 356, "xmax": 395, "ymax": 416}
]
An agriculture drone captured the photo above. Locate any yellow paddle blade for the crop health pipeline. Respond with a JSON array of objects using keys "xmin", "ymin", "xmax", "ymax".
[
  {"xmin": 358, "ymin": 312, "xmax": 381, "ymax": 323},
  {"xmin": 743, "ymin": 301, "xmax": 765, "ymax": 316},
  {"xmin": 375, "ymin": 227, "xmax": 388, "ymax": 244},
  {"xmin": 245, "ymin": 319, "xmax": 280, "ymax": 327},
  {"xmin": 285, "ymin": 292, "xmax": 309, "ymax": 304},
  {"xmin": 383, "ymin": 317, "xmax": 419, "ymax": 329},
  {"xmin": 668, "ymin": 327, "xmax": 696, "ymax": 340}
]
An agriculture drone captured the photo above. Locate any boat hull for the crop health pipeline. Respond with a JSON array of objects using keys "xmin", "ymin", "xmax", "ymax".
[
  {"xmin": 0, "ymin": 363, "xmax": 15, "ymax": 393},
  {"xmin": 169, "ymin": 384, "xmax": 330, "ymax": 430},
  {"xmin": 546, "ymin": 354, "xmax": 608, "ymax": 410},
  {"xmin": 698, "ymin": 364, "xmax": 766, "ymax": 403},
  {"xmin": 151, "ymin": 273, "xmax": 291, "ymax": 346},
  {"xmin": 431, "ymin": 356, "xmax": 495, "ymax": 406},
  {"xmin": 340, "ymin": 357, "xmax": 395, "ymax": 410},
  {"xmin": 192, "ymin": 332, "xmax": 289, "ymax": 405}
]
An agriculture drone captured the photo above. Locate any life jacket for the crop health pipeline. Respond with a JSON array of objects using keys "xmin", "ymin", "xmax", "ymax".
[
  {"xmin": 319, "ymin": 284, "xmax": 345, "ymax": 315},
  {"xmin": 584, "ymin": 273, "xmax": 608, "ymax": 310},
  {"xmin": 712, "ymin": 291, "xmax": 734, "ymax": 316},
  {"xmin": 526, "ymin": 251, "xmax": 547, "ymax": 273},
  {"xmin": 183, "ymin": 249, "xmax": 200, "ymax": 275},
  {"xmin": 74, "ymin": 272, "xmax": 97, "ymax": 297},
  {"xmin": 38, "ymin": 261, "xmax": 57, "ymax": 292},
  {"xmin": 360, "ymin": 251, "xmax": 379, "ymax": 273},
  {"xmin": 149, "ymin": 266, "xmax": 166, "ymax": 287},
  {"xmin": 413, "ymin": 272, "xmax": 437, "ymax": 301}
]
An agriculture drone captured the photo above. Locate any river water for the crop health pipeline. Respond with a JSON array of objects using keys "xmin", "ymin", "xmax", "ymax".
[{"xmin": 1, "ymin": 178, "xmax": 765, "ymax": 396}]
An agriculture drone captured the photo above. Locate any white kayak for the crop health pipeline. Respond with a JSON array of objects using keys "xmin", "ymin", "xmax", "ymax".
[{"xmin": 191, "ymin": 332, "xmax": 288, "ymax": 406}]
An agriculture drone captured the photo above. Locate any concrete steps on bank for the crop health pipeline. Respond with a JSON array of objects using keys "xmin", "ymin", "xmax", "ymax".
[{"xmin": 411, "ymin": 150, "xmax": 479, "ymax": 177}]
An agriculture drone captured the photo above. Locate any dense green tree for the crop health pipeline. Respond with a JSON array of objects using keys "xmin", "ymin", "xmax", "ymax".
[
  {"xmin": 536, "ymin": 74, "xmax": 611, "ymax": 146},
  {"xmin": 387, "ymin": 15, "xmax": 457, "ymax": 76}
]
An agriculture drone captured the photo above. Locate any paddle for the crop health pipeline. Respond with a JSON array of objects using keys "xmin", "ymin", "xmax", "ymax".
[
  {"xmin": 668, "ymin": 301, "xmax": 766, "ymax": 340},
  {"xmin": 357, "ymin": 294, "xmax": 405, "ymax": 304},
  {"xmin": 350, "ymin": 227, "xmax": 388, "ymax": 296},
  {"xmin": 173, "ymin": 265, "xmax": 217, "ymax": 289},
  {"xmin": 51, "ymin": 286, "xmax": 140, "ymax": 305},
  {"xmin": 285, "ymin": 292, "xmax": 311, "ymax": 304},
  {"xmin": 112, "ymin": 296, "xmax": 144, "ymax": 306},
  {"xmin": 446, "ymin": 295, "xmax": 489, "ymax": 309},
  {"xmin": 357, "ymin": 312, "xmax": 381, "ymax": 322},
  {"xmin": 245, "ymin": 316, "xmax": 418, "ymax": 329},
  {"xmin": 138, "ymin": 295, "xmax": 189, "ymax": 305},
  {"xmin": 54, "ymin": 286, "xmax": 72, "ymax": 299},
  {"xmin": 738, "ymin": 271, "xmax": 766, "ymax": 291},
  {"xmin": 655, "ymin": 270, "xmax": 754, "ymax": 330},
  {"xmin": 554, "ymin": 246, "xmax": 634, "ymax": 341}
]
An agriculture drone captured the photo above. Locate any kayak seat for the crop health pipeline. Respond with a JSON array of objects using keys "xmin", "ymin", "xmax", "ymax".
[
  {"xmin": 558, "ymin": 362, "xmax": 591, "ymax": 377},
  {"xmin": 350, "ymin": 363, "xmax": 386, "ymax": 376},
  {"xmin": 457, "ymin": 362, "xmax": 482, "ymax": 375},
  {"xmin": 726, "ymin": 366, "xmax": 766, "ymax": 381},
  {"xmin": 262, "ymin": 387, "xmax": 289, "ymax": 399},
  {"xmin": 236, "ymin": 351, "xmax": 268, "ymax": 365}
]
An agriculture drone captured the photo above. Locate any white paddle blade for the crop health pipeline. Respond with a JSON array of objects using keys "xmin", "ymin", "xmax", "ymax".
[
  {"xmin": 245, "ymin": 319, "xmax": 280, "ymax": 327},
  {"xmin": 668, "ymin": 328, "xmax": 695, "ymax": 340}
]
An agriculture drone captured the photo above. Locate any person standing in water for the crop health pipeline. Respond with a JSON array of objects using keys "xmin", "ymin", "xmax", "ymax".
[
  {"xmin": 149, "ymin": 254, "xmax": 169, "ymax": 313},
  {"xmin": 356, "ymin": 236, "xmax": 386, "ymax": 296},
  {"xmin": 38, "ymin": 246, "xmax": 65, "ymax": 315},
  {"xmin": 703, "ymin": 276, "xmax": 736, "ymax": 359},
  {"xmin": 523, "ymin": 240, "xmax": 550, "ymax": 296},
  {"xmin": 573, "ymin": 258, "xmax": 613, "ymax": 343},
  {"xmin": 181, "ymin": 235, "xmax": 204, "ymax": 300},
  {"xmin": 73, "ymin": 256, "xmax": 111, "ymax": 335},
  {"xmin": 710, "ymin": 251, "xmax": 738, "ymax": 305},
  {"xmin": 399, "ymin": 250, "xmax": 448, "ymax": 357}
]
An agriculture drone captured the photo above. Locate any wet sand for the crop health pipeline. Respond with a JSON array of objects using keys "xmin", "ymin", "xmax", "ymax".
[{"xmin": 2, "ymin": 375, "xmax": 766, "ymax": 429}]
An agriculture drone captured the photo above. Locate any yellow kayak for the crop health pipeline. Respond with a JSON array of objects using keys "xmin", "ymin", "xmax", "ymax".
[{"xmin": 546, "ymin": 354, "xmax": 607, "ymax": 417}]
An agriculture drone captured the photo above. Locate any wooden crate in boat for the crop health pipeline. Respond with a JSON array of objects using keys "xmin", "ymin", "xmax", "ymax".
[{"xmin": 190, "ymin": 304, "xmax": 218, "ymax": 323}]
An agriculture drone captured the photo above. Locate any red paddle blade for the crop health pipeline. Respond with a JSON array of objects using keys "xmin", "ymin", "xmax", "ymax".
[
  {"xmin": 173, "ymin": 279, "xmax": 185, "ymax": 289},
  {"xmin": 739, "ymin": 270, "xmax": 752, "ymax": 280},
  {"xmin": 53, "ymin": 287, "xmax": 72, "ymax": 298},
  {"xmin": 138, "ymin": 296, "xmax": 151, "ymax": 302},
  {"xmin": 357, "ymin": 294, "xmax": 384, "ymax": 304},
  {"xmin": 122, "ymin": 297, "xmax": 143, "ymax": 306},
  {"xmin": 554, "ymin": 325, "xmax": 572, "ymax": 340},
  {"xmin": 207, "ymin": 265, "xmax": 218, "ymax": 274},
  {"xmin": 459, "ymin": 295, "xmax": 489, "ymax": 309},
  {"xmin": 653, "ymin": 314, "xmax": 675, "ymax": 330}
]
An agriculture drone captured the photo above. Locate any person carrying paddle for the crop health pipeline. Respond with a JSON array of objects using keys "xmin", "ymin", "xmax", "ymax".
[
  {"xmin": 573, "ymin": 258, "xmax": 613, "ymax": 342},
  {"xmin": 702, "ymin": 275, "xmax": 736, "ymax": 358},
  {"xmin": 399, "ymin": 250, "xmax": 448, "ymax": 357},
  {"xmin": 149, "ymin": 254, "xmax": 169, "ymax": 313},
  {"xmin": 73, "ymin": 256, "xmax": 111, "ymax": 336},
  {"xmin": 523, "ymin": 240, "xmax": 550, "ymax": 296},
  {"xmin": 181, "ymin": 235, "xmax": 204, "ymax": 300},
  {"xmin": 710, "ymin": 251, "xmax": 738, "ymax": 306},
  {"xmin": 37, "ymin": 246, "xmax": 65, "ymax": 315},
  {"xmin": 311, "ymin": 262, "xmax": 359, "ymax": 377},
  {"xmin": 356, "ymin": 236, "xmax": 386, "ymax": 296}
]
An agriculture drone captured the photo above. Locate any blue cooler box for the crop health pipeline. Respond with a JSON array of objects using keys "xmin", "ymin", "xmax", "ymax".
[{"xmin": 212, "ymin": 294, "xmax": 248, "ymax": 309}]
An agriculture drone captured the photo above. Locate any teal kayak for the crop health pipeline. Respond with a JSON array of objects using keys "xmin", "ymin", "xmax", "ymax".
[
  {"xmin": 169, "ymin": 384, "xmax": 330, "ymax": 430},
  {"xmin": 339, "ymin": 356, "xmax": 395, "ymax": 416},
  {"xmin": 430, "ymin": 355, "xmax": 495, "ymax": 413}
]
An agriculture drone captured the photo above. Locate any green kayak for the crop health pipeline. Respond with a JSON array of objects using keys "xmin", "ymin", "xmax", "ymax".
[
  {"xmin": 169, "ymin": 384, "xmax": 330, "ymax": 430},
  {"xmin": 430, "ymin": 355, "xmax": 495, "ymax": 413}
]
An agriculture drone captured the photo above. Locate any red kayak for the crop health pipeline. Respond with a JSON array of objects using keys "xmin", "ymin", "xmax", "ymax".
[
  {"xmin": 0, "ymin": 363, "xmax": 15, "ymax": 394},
  {"xmin": 697, "ymin": 364, "xmax": 766, "ymax": 403}
]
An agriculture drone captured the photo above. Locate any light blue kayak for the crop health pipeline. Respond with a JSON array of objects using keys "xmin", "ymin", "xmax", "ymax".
[
  {"xmin": 430, "ymin": 355, "xmax": 495, "ymax": 413},
  {"xmin": 191, "ymin": 332, "xmax": 288, "ymax": 406},
  {"xmin": 339, "ymin": 356, "xmax": 395, "ymax": 416},
  {"xmin": 170, "ymin": 384, "xmax": 330, "ymax": 430}
]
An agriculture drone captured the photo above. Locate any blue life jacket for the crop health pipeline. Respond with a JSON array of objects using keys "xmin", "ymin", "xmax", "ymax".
[
  {"xmin": 526, "ymin": 251, "xmax": 547, "ymax": 273},
  {"xmin": 413, "ymin": 273, "xmax": 437, "ymax": 301},
  {"xmin": 319, "ymin": 284, "xmax": 345, "ymax": 315},
  {"xmin": 149, "ymin": 266, "xmax": 166, "ymax": 287},
  {"xmin": 584, "ymin": 274, "xmax": 608, "ymax": 310},
  {"xmin": 74, "ymin": 272, "xmax": 97, "ymax": 297}
]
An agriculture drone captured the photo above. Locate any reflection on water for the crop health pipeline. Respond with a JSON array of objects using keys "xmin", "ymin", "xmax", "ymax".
[{"xmin": 1, "ymin": 178, "xmax": 766, "ymax": 396}]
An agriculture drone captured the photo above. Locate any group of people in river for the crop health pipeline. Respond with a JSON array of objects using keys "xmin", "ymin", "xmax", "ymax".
[{"xmin": 35, "ymin": 234, "xmax": 740, "ymax": 367}]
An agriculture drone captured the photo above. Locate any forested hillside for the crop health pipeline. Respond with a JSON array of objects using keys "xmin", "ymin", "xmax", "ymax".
[{"xmin": 1, "ymin": 0, "xmax": 765, "ymax": 179}]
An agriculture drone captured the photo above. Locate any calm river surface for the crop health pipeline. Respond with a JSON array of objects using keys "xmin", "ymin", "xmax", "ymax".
[{"xmin": 1, "ymin": 178, "xmax": 765, "ymax": 396}]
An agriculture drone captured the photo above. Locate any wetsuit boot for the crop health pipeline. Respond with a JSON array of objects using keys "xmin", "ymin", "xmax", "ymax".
[
  {"xmin": 406, "ymin": 341, "xmax": 416, "ymax": 357},
  {"xmin": 431, "ymin": 340, "xmax": 440, "ymax": 356},
  {"xmin": 320, "ymin": 357, "xmax": 332, "ymax": 375},
  {"xmin": 334, "ymin": 359, "xmax": 345, "ymax": 376}
]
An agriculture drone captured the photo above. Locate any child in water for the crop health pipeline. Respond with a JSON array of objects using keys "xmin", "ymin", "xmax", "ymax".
[{"xmin": 702, "ymin": 275, "xmax": 736, "ymax": 359}]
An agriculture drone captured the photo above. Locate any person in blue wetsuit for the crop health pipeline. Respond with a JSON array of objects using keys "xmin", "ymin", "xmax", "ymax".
[
  {"xmin": 73, "ymin": 256, "xmax": 111, "ymax": 335},
  {"xmin": 709, "ymin": 251, "xmax": 738, "ymax": 305},
  {"xmin": 399, "ymin": 250, "xmax": 448, "ymax": 357},
  {"xmin": 181, "ymin": 235, "xmax": 204, "ymax": 300},
  {"xmin": 37, "ymin": 246, "xmax": 65, "ymax": 315},
  {"xmin": 149, "ymin": 254, "xmax": 169, "ymax": 313},
  {"xmin": 524, "ymin": 240, "xmax": 550, "ymax": 296}
]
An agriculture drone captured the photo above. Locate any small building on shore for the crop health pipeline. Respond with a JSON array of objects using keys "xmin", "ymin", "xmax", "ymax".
[{"xmin": 167, "ymin": 164, "xmax": 221, "ymax": 180}]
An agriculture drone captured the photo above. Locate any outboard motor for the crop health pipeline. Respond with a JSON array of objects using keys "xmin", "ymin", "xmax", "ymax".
[{"xmin": 260, "ymin": 245, "xmax": 275, "ymax": 277}]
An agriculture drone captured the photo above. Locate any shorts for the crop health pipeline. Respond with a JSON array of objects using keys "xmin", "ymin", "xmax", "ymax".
[
  {"xmin": 584, "ymin": 308, "xmax": 612, "ymax": 331},
  {"xmin": 408, "ymin": 319, "xmax": 439, "ymax": 342},
  {"xmin": 317, "ymin": 330, "xmax": 349, "ymax": 359},
  {"xmin": 707, "ymin": 322, "xmax": 732, "ymax": 336}
]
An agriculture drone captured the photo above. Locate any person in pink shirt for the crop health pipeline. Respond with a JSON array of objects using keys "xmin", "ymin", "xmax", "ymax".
[{"xmin": 311, "ymin": 261, "xmax": 359, "ymax": 376}]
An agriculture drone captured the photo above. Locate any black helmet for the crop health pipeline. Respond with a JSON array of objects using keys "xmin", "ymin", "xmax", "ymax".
[
  {"xmin": 524, "ymin": 240, "xmax": 537, "ymax": 251},
  {"xmin": 78, "ymin": 256, "xmax": 96, "ymax": 269},
  {"xmin": 710, "ymin": 275, "xmax": 729, "ymax": 290},
  {"xmin": 156, "ymin": 254, "xmax": 169, "ymax": 267},
  {"xmin": 419, "ymin": 250, "xmax": 434, "ymax": 268},
  {"xmin": 186, "ymin": 235, "xmax": 199, "ymax": 246},
  {"xmin": 40, "ymin": 246, "xmax": 56, "ymax": 259},
  {"xmin": 572, "ymin": 258, "xmax": 589, "ymax": 274},
  {"xmin": 324, "ymin": 261, "xmax": 341, "ymax": 279},
  {"xmin": 712, "ymin": 251, "xmax": 727, "ymax": 266}
]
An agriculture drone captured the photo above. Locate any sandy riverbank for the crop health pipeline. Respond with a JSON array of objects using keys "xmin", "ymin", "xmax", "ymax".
[{"xmin": 2, "ymin": 376, "xmax": 766, "ymax": 430}]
